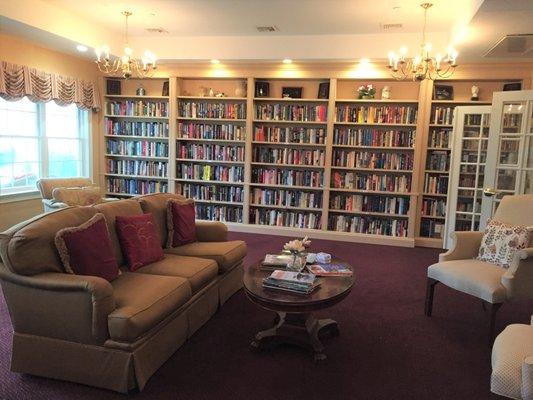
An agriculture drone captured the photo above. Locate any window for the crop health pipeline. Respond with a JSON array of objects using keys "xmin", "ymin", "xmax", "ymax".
[{"xmin": 0, "ymin": 97, "xmax": 90, "ymax": 196}]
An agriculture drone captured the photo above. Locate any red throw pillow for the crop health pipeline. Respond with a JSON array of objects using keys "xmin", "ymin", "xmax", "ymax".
[
  {"xmin": 55, "ymin": 213, "xmax": 119, "ymax": 281},
  {"xmin": 115, "ymin": 213, "xmax": 164, "ymax": 271},
  {"xmin": 166, "ymin": 199, "xmax": 197, "ymax": 247}
]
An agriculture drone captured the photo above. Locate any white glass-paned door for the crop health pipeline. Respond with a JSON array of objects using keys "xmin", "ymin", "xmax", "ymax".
[
  {"xmin": 444, "ymin": 105, "xmax": 491, "ymax": 248},
  {"xmin": 480, "ymin": 90, "xmax": 533, "ymax": 227}
]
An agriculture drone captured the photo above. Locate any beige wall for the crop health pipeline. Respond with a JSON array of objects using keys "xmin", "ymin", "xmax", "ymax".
[{"xmin": 0, "ymin": 33, "xmax": 103, "ymax": 230}]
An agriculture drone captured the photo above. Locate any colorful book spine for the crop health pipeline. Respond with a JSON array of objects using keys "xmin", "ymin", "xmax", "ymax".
[
  {"xmin": 177, "ymin": 164, "xmax": 244, "ymax": 182},
  {"xmin": 333, "ymin": 127, "xmax": 415, "ymax": 147},
  {"xmin": 179, "ymin": 102, "xmax": 246, "ymax": 119},
  {"xmin": 253, "ymin": 147, "xmax": 325, "ymax": 166},
  {"xmin": 178, "ymin": 123, "xmax": 245, "ymax": 140},
  {"xmin": 177, "ymin": 143, "xmax": 245, "ymax": 162},
  {"xmin": 196, "ymin": 204, "xmax": 243, "ymax": 223},
  {"xmin": 250, "ymin": 209, "xmax": 322, "ymax": 229},
  {"xmin": 335, "ymin": 105, "xmax": 417, "ymax": 124},
  {"xmin": 329, "ymin": 194, "xmax": 410, "ymax": 215},
  {"xmin": 428, "ymin": 129, "xmax": 451, "ymax": 148},
  {"xmin": 332, "ymin": 150, "xmax": 413, "ymax": 170},
  {"xmin": 251, "ymin": 188, "xmax": 322, "ymax": 208},
  {"xmin": 106, "ymin": 160, "xmax": 168, "ymax": 177},
  {"xmin": 432, "ymin": 106, "xmax": 454, "ymax": 125},
  {"xmin": 106, "ymin": 101, "xmax": 168, "ymax": 117},
  {"xmin": 255, "ymin": 104, "xmax": 327, "ymax": 122},
  {"xmin": 421, "ymin": 198, "xmax": 446, "ymax": 217},
  {"xmin": 331, "ymin": 172, "xmax": 411, "ymax": 193},
  {"xmin": 105, "ymin": 120, "xmax": 169, "ymax": 137},
  {"xmin": 252, "ymin": 168, "xmax": 323, "ymax": 187},
  {"xmin": 426, "ymin": 151, "xmax": 450, "ymax": 171},
  {"xmin": 179, "ymin": 183, "xmax": 244, "ymax": 203},
  {"xmin": 106, "ymin": 178, "xmax": 168, "ymax": 195},
  {"xmin": 328, "ymin": 215, "xmax": 408, "ymax": 237},
  {"xmin": 423, "ymin": 174, "xmax": 449, "ymax": 194},
  {"xmin": 107, "ymin": 140, "xmax": 168, "ymax": 157},
  {"xmin": 253, "ymin": 126, "xmax": 326, "ymax": 144}
]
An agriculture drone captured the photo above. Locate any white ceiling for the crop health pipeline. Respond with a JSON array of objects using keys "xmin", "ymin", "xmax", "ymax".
[{"xmin": 1, "ymin": 0, "xmax": 533, "ymax": 62}]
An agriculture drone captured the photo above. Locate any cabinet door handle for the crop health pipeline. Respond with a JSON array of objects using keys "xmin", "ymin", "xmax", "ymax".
[{"xmin": 483, "ymin": 187, "xmax": 498, "ymax": 197}]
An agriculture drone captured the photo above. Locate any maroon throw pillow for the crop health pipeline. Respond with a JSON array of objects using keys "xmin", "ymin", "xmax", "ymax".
[
  {"xmin": 55, "ymin": 213, "xmax": 119, "ymax": 281},
  {"xmin": 166, "ymin": 199, "xmax": 197, "ymax": 248},
  {"xmin": 115, "ymin": 213, "xmax": 164, "ymax": 271}
]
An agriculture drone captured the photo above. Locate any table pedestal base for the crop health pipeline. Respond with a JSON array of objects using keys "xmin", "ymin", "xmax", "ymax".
[{"xmin": 250, "ymin": 312, "xmax": 339, "ymax": 361}]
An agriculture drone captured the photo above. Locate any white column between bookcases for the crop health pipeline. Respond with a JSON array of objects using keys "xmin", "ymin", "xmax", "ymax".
[
  {"xmin": 321, "ymin": 78, "xmax": 336, "ymax": 231},
  {"xmin": 243, "ymin": 77, "xmax": 254, "ymax": 225},
  {"xmin": 168, "ymin": 77, "xmax": 178, "ymax": 194}
]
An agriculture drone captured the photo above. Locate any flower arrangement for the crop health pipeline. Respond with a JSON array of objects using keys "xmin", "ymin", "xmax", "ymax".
[
  {"xmin": 357, "ymin": 84, "xmax": 376, "ymax": 99},
  {"xmin": 283, "ymin": 236, "xmax": 311, "ymax": 271}
]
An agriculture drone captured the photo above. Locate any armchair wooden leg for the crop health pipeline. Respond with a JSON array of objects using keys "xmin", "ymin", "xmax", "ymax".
[
  {"xmin": 425, "ymin": 278, "xmax": 439, "ymax": 317},
  {"xmin": 486, "ymin": 302, "xmax": 503, "ymax": 345}
]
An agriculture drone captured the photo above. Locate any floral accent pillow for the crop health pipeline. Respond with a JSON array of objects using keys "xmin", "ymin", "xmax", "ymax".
[{"xmin": 477, "ymin": 219, "xmax": 531, "ymax": 268}]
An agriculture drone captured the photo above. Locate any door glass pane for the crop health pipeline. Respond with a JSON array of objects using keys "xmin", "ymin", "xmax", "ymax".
[
  {"xmin": 498, "ymin": 138, "xmax": 521, "ymax": 165},
  {"xmin": 496, "ymin": 169, "xmax": 517, "ymax": 191},
  {"xmin": 525, "ymin": 137, "xmax": 533, "ymax": 168},
  {"xmin": 477, "ymin": 166, "xmax": 485, "ymax": 188},
  {"xmin": 455, "ymin": 213, "xmax": 472, "ymax": 231},
  {"xmin": 457, "ymin": 189, "xmax": 475, "ymax": 211},
  {"xmin": 523, "ymin": 170, "xmax": 533, "ymax": 194},
  {"xmin": 502, "ymin": 102, "xmax": 524, "ymax": 133},
  {"xmin": 461, "ymin": 139, "xmax": 479, "ymax": 163}
]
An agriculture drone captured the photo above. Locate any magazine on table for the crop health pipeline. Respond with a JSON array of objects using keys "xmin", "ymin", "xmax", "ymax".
[
  {"xmin": 307, "ymin": 263, "xmax": 353, "ymax": 277},
  {"xmin": 261, "ymin": 254, "xmax": 293, "ymax": 268}
]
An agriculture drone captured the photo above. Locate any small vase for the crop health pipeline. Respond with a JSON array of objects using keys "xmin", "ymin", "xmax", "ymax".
[
  {"xmin": 287, "ymin": 252, "xmax": 306, "ymax": 272},
  {"xmin": 360, "ymin": 94, "xmax": 373, "ymax": 99}
]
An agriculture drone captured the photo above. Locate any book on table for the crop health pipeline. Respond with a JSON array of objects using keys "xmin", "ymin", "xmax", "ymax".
[
  {"xmin": 261, "ymin": 254, "xmax": 293, "ymax": 269},
  {"xmin": 262, "ymin": 270, "xmax": 320, "ymax": 295},
  {"xmin": 307, "ymin": 263, "xmax": 353, "ymax": 277}
]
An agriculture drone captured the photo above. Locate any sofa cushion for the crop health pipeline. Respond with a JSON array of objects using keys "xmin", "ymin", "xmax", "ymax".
[
  {"xmin": 137, "ymin": 193, "xmax": 189, "ymax": 248},
  {"xmin": 167, "ymin": 199, "xmax": 196, "ymax": 248},
  {"xmin": 115, "ymin": 213, "xmax": 164, "ymax": 271},
  {"xmin": 136, "ymin": 254, "xmax": 218, "ymax": 294},
  {"xmin": 428, "ymin": 259, "xmax": 507, "ymax": 303},
  {"xmin": 0, "ymin": 206, "xmax": 97, "ymax": 275},
  {"xmin": 108, "ymin": 272, "xmax": 191, "ymax": 342},
  {"xmin": 52, "ymin": 186, "xmax": 103, "ymax": 206},
  {"xmin": 37, "ymin": 177, "xmax": 93, "ymax": 199},
  {"xmin": 94, "ymin": 199, "xmax": 144, "ymax": 267},
  {"xmin": 165, "ymin": 241, "xmax": 246, "ymax": 273},
  {"xmin": 55, "ymin": 213, "xmax": 119, "ymax": 281}
]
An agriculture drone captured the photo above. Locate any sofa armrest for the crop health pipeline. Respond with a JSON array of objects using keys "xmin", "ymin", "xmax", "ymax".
[
  {"xmin": 439, "ymin": 231, "xmax": 484, "ymax": 262},
  {"xmin": 523, "ymin": 356, "xmax": 533, "ymax": 400},
  {"xmin": 195, "ymin": 221, "xmax": 228, "ymax": 242},
  {"xmin": 501, "ymin": 247, "xmax": 533, "ymax": 300},
  {"xmin": 0, "ymin": 265, "xmax": 115, "ymax": 344}
]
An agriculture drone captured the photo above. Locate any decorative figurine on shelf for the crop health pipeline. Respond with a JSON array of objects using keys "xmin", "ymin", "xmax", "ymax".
[
  {"xmin": 235, "ymin": 81, "xmax": 246, "ymax": 97},
  {"xmin": 136, "ymin": 85, "xmax": 146, "ymax": 96},
  {"xmin": 198, "ymin": 86, "xmax": 207, "ymax": 97},
  {"xmin": 357, "ymin": 84, "xmax": 376, "ymax": 99},
  {"xmin": 208, "ymin": 88, "xmax": 215, "ymax": 97},
  {"xmin": 283, "ymin": 236, "xmax": 311, "ymax": 272},
  {"xmin": 471, "ymin": 85, "xmax": 480, "ymax": 101},
  {"xmin": 381, "ymin": 86, "xmax": 391, "ymax": 100},
  {"xmin": 215, "ymin": 92, "xmax": 226, "ymax": 97}
]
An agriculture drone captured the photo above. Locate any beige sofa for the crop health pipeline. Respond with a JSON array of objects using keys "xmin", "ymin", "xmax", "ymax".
[{"xmin": 0, "ymin": 193, "xmax": 246, "ymax": 393}]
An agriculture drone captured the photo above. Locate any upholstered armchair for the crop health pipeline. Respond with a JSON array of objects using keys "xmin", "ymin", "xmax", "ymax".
[
  {"xmin": 36, "ymin": 177, "xmax": 118, "ymax": 212},
  {"xmin": 425, "ymin": 194, "xmax": 533, "ymax": 341},
  {"xmin": 491, "ymin": 316, "xmax": 533, "ymax": 399}
]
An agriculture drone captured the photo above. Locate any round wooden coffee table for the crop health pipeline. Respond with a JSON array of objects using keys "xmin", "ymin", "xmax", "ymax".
[{"xmin": 243, "ymin": 257, "xmax": 354, "ymax": 361}]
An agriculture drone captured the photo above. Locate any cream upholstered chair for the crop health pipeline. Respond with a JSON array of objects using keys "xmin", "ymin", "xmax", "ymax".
[
  {"xmin": 36, "ymin": 177, "xmax": 117, "ymax": 212},
  {"xmin": 425, "ymin": 194, "xmax": 533, "ymax": 341},
  {"xmin": 491, "ymin": 316, "xmax": 533, "ymax": 399}
]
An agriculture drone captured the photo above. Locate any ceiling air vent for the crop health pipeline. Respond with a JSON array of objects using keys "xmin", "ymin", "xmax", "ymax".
[
  {"xmin": 256, "ymin": 26, "xmax": 278, "ymax": 33},
  {"xmin": 381, "ymin": 23, "xmax": 403, "ymax": 30},
  {"xmin": 484, "ymin": 34, "xmax": 533, "ymax": 58},
  {"xmin": 146, "ymin": 27, "xmax": 169, "ymax": 34}
]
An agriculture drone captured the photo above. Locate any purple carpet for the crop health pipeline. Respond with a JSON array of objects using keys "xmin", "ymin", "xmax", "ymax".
[{"xmin": 1, "ymin": 232, "xmax": 531, "ymax": 399}]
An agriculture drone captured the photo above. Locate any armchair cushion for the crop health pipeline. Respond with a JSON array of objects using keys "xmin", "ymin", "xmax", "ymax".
[
  {"xmin": 55, "ymin": 213, "xmax": 119, "ymax": 281},
  {"xmin": 108, "ymin": 272, "xmax": 191, "ymax": 342},
  {"xmin": 135, "ymin": 254, "xmax": 217, "ymax": 294},
  {"xmin": 165, "ymin": 241, "xmax": 246, "ymax": 273},
  {"xmin": 491, "ymin": 322, "xmax": 533, "ymax": 400},
  {"xmin": 52, "ymin": 186, "xmax": 103, "ymax": 206},
  {"xmin": 477, "ymin": 219, "xmax": 531, "ymax": 269},
  {"xmin": 428, "ymin": 259, "xmax": 507, "ymax": 303}
]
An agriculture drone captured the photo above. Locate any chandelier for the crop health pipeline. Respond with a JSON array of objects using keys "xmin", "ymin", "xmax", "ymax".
[
  {"xmin": 386, "ymin": 3, "xmax": 458, "ymax": 81},
  {"xmin": 95, "ymin": 11, "xmax": 157, "ymax": 79}
]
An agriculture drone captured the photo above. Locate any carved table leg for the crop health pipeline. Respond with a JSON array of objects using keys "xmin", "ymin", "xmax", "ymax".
[{"xmin": 250, "ymin": 312, "xmax": 339, "ymax": 361}]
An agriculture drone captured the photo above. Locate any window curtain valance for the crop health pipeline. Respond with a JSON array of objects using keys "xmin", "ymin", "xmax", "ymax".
[{"xmin": 0, "ymin": 61, "xmax": 100, "ymax": 110}]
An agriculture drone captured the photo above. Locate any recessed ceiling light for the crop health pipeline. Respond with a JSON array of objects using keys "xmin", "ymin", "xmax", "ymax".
[
  {"xmin": 211, "ymin": 59, "xmax": 220, "ymax": 64},
  {"xmin": 282, "ymin": 59, "xmax": 293, "ymax": 64},
  {"xmin": 76, "ymin": 44, "xmax": 88, "ymax": 53}
]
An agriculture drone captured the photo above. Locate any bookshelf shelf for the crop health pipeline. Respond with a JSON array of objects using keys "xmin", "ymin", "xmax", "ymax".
[
  {"xmin": 250, "ymin": 203, "xmax": 317, "ymax": 212},
  {"xmin": 175, "ymin": 178, "xmax": 245, "ymax": 185},
  {"xmin": 254, "ymin": 97, "xmax": 328, "ymax": 103},
  {"xmin": 177, "ymin": 96, "xmax": 247, "ymax": 101},
  {"xmin": 252, "ymin": 141, "xmax": 325, "ymax": 147},
  {"xmin": 334, "ymin": 122, "xmax": 417, "ymax": 127},
  {"xmin": 193, "ymin": 199, "xmax": 243, "ymax": 206},
  {"xmin": 330, "ymin": 188, "xmax": 413, "ymax": 196},
  {"xmin": 177, "ymin": 117, "xmax": 247, "ymax": 122},
  {"xmin": 105, "ymin": 114, "xmax": 168, "ymax": 120},
  {"xmin": 250, "ymin": 183, "xmax": 324, "ymax": 191},
  {"xmin": 176, "ymin": 158, "xmax": 245, "ymax": 165},
  {"xmin": 336, "ymin": 99, "xmax": 419, "ymax": 103},
  {"xmin": 105, "ymin": 95, "xmax": 170, "ymax": 99},
  {"xmin": 104, "ymin": 134, "xmax": 169, "ymax": 141},
  {"xmin": 104, "ymin": 173, "xmax": 168, "ymax": 180},
  {"xmin": 251, "ymin": 162, "xmax": 324, "ymax": 169},
  {"xmin": 176, "ymin": 137, "xmax": 245, "ymax": 143},
  {"xmin": 331, "ymin": 166, "xmax": 413, "ymax": 173},
  {"xmin": 332, "ymin": 144, "xmax": 414, "ymax": 150},
  {"xmin": 253, "ymin": 119, "xmax": 327, "ymax": 125},
  {"xmin": 328, "ymin": 209, "xmax": 409, "ymax": 218},
  {"xmin": 105, "ymin": 154, "xmax": 168, "ymax": 161}
]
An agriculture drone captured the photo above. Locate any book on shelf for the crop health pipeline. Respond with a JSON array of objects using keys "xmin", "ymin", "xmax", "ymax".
[
  {"xmin": 329, "ymin": 194, "xmax": 410, "ymax": 215},
  {"xmin": 253, "ymin": 126, "xmax": 326, "ymax": 144},
  {"xmin": 107, "ymin": 178, "xmax": 168, "ymax": 195},
  {"xmin": 251, "ymin": 188, "xmax": 322, "ymax": 208},
  {"xmin": 250, "ymin": 208, "xmax": 322, "ymax": 230},
  {"xmin": 107, "ymin": 139, "xmax": 169, "ymax": 157},
  {"xmin": 335, "ymin": 105, "xmax": 417, "ymax": 124},
  {"xmin": 106, "ymin": 100, "xmax": 168, "ymax": 117},
  {"xmin": 428, "ymin": 128, "xmax": 451, "ymax": 148},
  {"xmin": 177, "ymin": 164, "xmax": 244, "ymax": 182},
  {"xmin": 179, "ymin": 101, "xmax": 246, "ymax": 119},
  {"xmin": 107, "ymin": 159, "xmax": 168, "ymax": 177},
  {"xmin": 328, "ymin": 215, "xmax": 408, "ymax": 237},
  {"xmin": 179, "ymin": 183, "xmax": 244, "ymax": 203},
  {"xmin": 307, "ymin": 263, "xmax": 353, "ymax": 276},
  {"xmin": 253, "ymin": 147, "xmax": 325, "ymax": 166},
  {"xmin": 105, "ymin": 120, "xmax": 169, "ymax": 138},
  {"xmin": 432, "ymin": 106, "xmax": 454, "ymax": 125},
  {"xmin": 196, "ymin": 204, "xmax": 243, "ymax": 223},
  {"xmin": 262, "ymin": 270, "xmax": 320, "ymax": 295},
  {"xmin": 252, "ymin": 168, "xmax": 323, "ymax": 187},
  {"xmin": 177, "ymin": 143, "xmax": 245, "ymax": 162},
  {"xmin": 333, "ymin": 127, "xmax": 415, "ymax": 147},
  {"xmin": 178, "ymin": 122, "xmax": 245, "ymax": 141},
  {"xmin": 331, "ymin": 172, "xmax": 412, "ymax": 193},
  {"xmin": 332, "ymin": 150, "xmax": 414, "ymax": 170},
  {"xmin": 426, "ymin": 151, "xmax": 450, "ymax": 171},
  {"xmin": 255, "ymin": 104, "xmax": 327, "ymax": 122}
]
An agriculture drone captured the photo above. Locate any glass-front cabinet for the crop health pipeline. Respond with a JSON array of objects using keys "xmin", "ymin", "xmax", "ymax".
[
  {"xmin": 480, "ymin": 90, "xmax": 533, "ymax": 227},
  {"xmin": 444, "ymin": 106, "xmax": 491, "ymax": 248}
]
